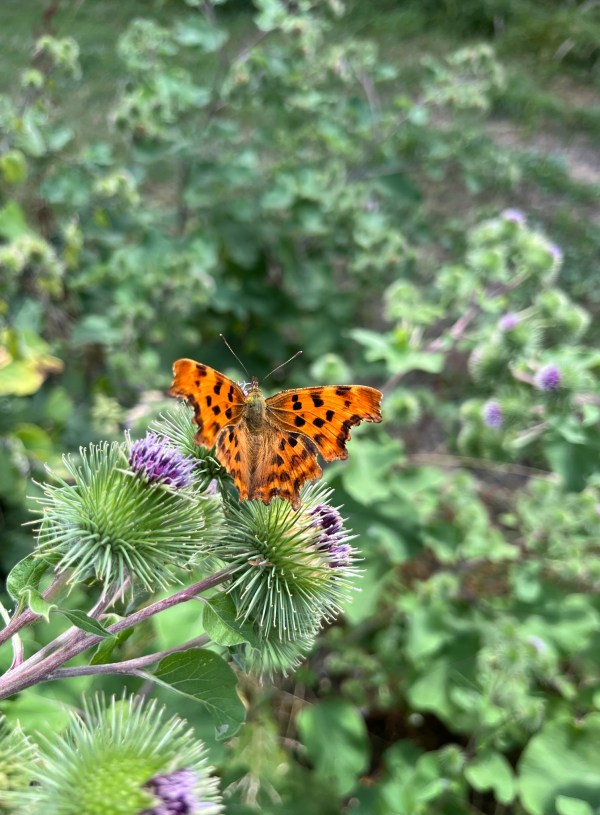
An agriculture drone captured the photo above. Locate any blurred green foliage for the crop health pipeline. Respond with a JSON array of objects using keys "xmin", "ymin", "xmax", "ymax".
[{"xmin": 1, "ymin": 1, "xmax": 600, "ymax": 813}]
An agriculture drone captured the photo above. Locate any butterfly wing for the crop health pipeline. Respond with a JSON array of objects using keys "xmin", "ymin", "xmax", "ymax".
[
  {"xmin": 169, "ymin": 359, "xmax": 246, "ymax": 448},
  {"xmin": 266, "ymin": 385, "xmax": 382, "ymax": 462},
  {"xmin": 216, "ymin": 422, "xmax": 321, "ymax": 510}
]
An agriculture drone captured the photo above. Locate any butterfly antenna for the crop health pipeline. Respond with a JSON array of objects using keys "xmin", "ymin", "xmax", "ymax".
[
  {"xmin": 263, "ymin": 351, "xmax": 303, "ymax": 381},
  {"xmin": 220, "ymin": 334, "xmax": 249, "ymax": 377}
]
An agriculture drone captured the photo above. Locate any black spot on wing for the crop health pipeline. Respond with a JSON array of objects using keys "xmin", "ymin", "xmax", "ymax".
[{"xmin": 294, "ymin": 416, "xmax": 306, "ymax": 428}]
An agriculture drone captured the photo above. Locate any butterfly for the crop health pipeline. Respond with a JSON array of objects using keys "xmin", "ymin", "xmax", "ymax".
[{"xmin": 169, "ymin": 359, "xmax": 382, "ymax": 510}]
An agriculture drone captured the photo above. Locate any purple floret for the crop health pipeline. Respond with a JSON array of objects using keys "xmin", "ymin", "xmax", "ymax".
[
  {"xmin": 309, "ymin": 504, "xmax": 352, "ymax": 568},
  {"xmin": 482, "ymin": 400, "xmax": 503, "ymax": 429},
  {"xmin": 535, "ymin": 364, "xmax": 561, "ymax": 392},
  {"xmin": 129, "ymin": 433, "xmax": 195, "ymax": 489},
  {"xmin": 142, "ymin": 768, "xmax": 199, "ymax": 815}
]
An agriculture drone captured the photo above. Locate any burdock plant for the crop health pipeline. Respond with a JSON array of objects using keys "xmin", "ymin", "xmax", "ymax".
[{"xmin": 0, "ymin": 411, "xmax": 367, "ymax": 795}]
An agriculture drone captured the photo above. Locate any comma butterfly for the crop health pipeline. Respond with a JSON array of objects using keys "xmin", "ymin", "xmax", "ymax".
[{"xmin": 169, "ymin": 359, "xmax": 382, "ymax": 510}]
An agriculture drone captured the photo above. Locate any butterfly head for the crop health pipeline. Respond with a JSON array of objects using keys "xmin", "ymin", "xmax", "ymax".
[{"xmin": 240, "ymin": 377, "xmax": 260, "ymax": 396}]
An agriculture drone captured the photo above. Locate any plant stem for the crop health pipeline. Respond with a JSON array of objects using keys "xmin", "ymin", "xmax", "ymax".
[
  {"xmin": 46, "ymin": 635, "xmax": 210, "ymax": 680},
  {"xmin": 0, "ymin": 566, "xmax": 234, "ymax": 700},
  {"xmin": 0, "ymin": 570, "xmax": 70, "ymax": 647}
]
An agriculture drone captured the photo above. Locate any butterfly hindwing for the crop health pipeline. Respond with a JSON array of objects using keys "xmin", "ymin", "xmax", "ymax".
[
  {"xmin": 266, "ymin": 385, "xmax": 382, "ymax": 461},
  {"xmin": 169, "ymin": 359, "xmax": 246, "ymax": 448},
  {"xmin": 215, "ymin": 423, "xmax": 253, "ymax": 501}
]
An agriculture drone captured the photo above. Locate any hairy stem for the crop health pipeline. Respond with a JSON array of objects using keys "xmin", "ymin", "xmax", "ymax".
[
  {"xmin": 0, "ymin": 566, "xmax": 234, "ymax": 700},
  {"xmin": 46, "ymin": 635, "xmax": 210, "ymax": 680},
  {"xmin": 0, "ymin": 570, "xmax": 70, "ymax": 647}
]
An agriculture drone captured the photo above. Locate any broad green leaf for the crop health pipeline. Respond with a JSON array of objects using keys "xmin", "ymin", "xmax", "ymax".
[
  {"xmin": 465, "ymin": 750, "xmax": 515, "ymax": 804},
  {"xmin": 202, "ymin": 594, "xmax": 259, "ymax": 648},
  {"xmin": 0, "ymin": 201, "xmax": 30, "ymax": 239},
  {"xmin": 55, "ymin": 608, "xmax": 112, "ymax": 638},
  {"xmin": 556, "ymin": 796, "xmax": 594, "ymax": 815},
  {"xmin": 6, "ymin": 555, "xmax": 51, "ymax": 604},
  {"xmin": 518, "ymin": 714, "xmax": 600, "ymax": 815},
  {"xmin": 297, "ymin": 700, "xmax": 369, "ymax": 796},
  {"xmin": 152, "ymin": 650, "xmax": 245, "ymax": 740},
  {"xmin": 339, "ymin": 437, "xmax": 404, "ymax": 504}
]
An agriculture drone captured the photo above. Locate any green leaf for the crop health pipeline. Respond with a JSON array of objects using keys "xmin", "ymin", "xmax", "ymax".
[
  {"xmin": 202, "ymin": 594, "xmax": 259, "ymax": 648},
  {"xmin": 338, "ymin": 438, "xmax": 404, "ymax": 505},
  {"xmin": 90, "ymin": 626, "xmax": 132, "ymax": 665},
  {"xmin": 297, "ymin": 700, "xmax": 369, "ymax": 796},
  {"xmin": 6, "ymin": 555, "xmax": 51, "ymax": 605},
  {"xmin": 0, "ymin": 150, "xmax": 28, "ymax": 184},
  {"xmin": 465, "ymin": 750, "xmax": 515, "ymax": 805},
  {"xmin": 0, "ymin": 201, "xmax": 30, "ymax": 239},
  {"xmin": 556, "ymin": 797, "xmax": 594, "ymax": 815},
  {"xmin": 22, "ymin": 588, "xmax": 55, "ymax": 622},
  {"xmin": 55, "ymin": 608, "xmax": 113, "ymax": 638},
  {"xmin": 152, "ymin": 650, "xmax": 245, "ymax": 740},
  {"xmin": 518, "ymin": 714, "xmax": 600, "ymax": 815},
  {"xmin": 174, "ymin": 17, "xmax": 228, "ymax": 51}
]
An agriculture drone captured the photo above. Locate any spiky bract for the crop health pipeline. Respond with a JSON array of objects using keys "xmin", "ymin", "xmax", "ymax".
[
  {"xmin": 33, "ymin": 441, "xmax": 222, "ymax": 591},
  {"xmin": 12, "ymin": 695, "xmax": 222, "ymax": 815},
  {"xmin": 150, "ymin": 407, "xmax": 230, "ymax": 493},
  {"xmin": 0, "ymin": 716, "xmax": 39, "ymax": 813},
  {"xmin": 220, "ymin": 484, "xmax": 360, "ymax": 649}
]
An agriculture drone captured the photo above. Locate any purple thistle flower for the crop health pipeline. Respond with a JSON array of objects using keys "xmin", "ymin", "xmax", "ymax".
[
  {"xmin": 535, "ymin": 364, "xmax": 561, "ymax": 392},
  {"xmin": 546, "ymin": 241, "xmax": 563, "ymax": 265},
  {"xmin": 142, "ymin": 769, "xmax": 199, "ymax": 815},
  {"xmin": 498, "ymin": 312, "xmax": 519, "ymax": 332},
  {"xmin": 129, "ymin": 433, "xmax": 194, "ymax": 489},
  {"xmin": 309, "ymin": 504, "xmax": 352, "ymax": 568},
  {"xmin": 501, "ymin": 208, "xmax": 526, "ymax": 225},
  {"xmin": 482, "ymin": 400, "xmax": 503, "ymax": 429}
]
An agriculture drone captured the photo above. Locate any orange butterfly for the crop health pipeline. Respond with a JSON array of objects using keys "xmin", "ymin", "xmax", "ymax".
[{"xmin": 169, "ymin": 359, "xmax": 382, "ymax": 510}]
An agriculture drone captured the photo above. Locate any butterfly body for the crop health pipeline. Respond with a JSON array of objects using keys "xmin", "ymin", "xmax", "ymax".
[{"xmin": 170, "ymin": 359, "xmax": 382, "ymax": 510}]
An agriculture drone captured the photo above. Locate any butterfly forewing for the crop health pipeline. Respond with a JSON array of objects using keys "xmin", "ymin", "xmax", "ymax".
[
  {"xmin": 266, "ymin": 385, "xmax": 382, "ymax": 461},
  {"xmin": 169, "ymin": 359, "xmax": 246, "ymax": 448}
]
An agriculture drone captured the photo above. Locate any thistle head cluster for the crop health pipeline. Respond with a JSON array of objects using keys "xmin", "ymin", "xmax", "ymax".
[
  {"xmin": 219, "ymin": 483, "xmax": 360, "ymax": 673},
  {"xmin": 33, "ymin": 435, "xmax": 222, "ymax": 591},
  {"xmin": 11, "ymin": 695, "xmax": 222, "ymax": 815}
]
